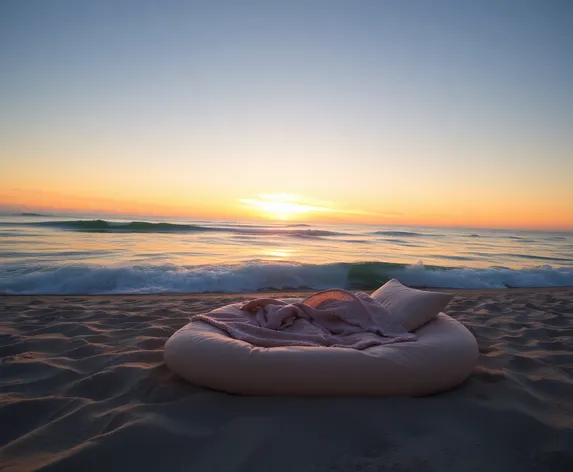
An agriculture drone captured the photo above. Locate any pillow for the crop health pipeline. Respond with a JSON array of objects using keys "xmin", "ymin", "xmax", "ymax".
[{"xmin": 370, "ymin": 279, "xmax": 453, "ymax": 332}]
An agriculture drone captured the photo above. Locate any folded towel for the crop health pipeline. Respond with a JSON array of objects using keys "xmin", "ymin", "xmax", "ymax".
[{"xmin": 190, "ymin": 289, "xmax": 415, "ymax": 349}]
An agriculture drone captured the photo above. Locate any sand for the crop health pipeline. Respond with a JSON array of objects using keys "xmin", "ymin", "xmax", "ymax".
[{"xmin": 1, "ymin": 288, "xmax": 572, "ymax": 472}]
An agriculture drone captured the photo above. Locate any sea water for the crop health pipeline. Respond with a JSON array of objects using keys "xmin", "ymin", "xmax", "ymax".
[{"xmin": 1, "ymin": 213, "xmax": 572, "ymax": 294}]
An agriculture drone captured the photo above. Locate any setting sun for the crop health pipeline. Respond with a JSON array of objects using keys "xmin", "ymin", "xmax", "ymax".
[{"xmin": 239, "ymin": 194, "xmax": 330, "ymax": 220}]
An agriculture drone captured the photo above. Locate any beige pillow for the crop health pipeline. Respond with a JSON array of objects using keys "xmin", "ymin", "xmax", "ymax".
[{"xmin": 371, "ymin": 279, "xmax": 453, "ymax": 332}]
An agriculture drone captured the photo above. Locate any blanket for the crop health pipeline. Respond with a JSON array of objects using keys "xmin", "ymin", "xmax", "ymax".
[{"xmin": 190, "ymin": 289, "xmax": 416, "ymax": 350}]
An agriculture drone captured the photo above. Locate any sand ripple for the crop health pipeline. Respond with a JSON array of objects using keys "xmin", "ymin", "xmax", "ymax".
[{"xmin": 1, "ymin": 289, "xmax": 572, "ymax": 471}]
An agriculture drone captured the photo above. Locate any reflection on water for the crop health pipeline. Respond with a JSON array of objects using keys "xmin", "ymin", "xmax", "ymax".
[
  {"xmin": 264, "ymin": 249, "xmax": 294, "ymax": 259},
  {"xmin": 1, "ymin": 214, "xmax": 572, "ymax": 270}
]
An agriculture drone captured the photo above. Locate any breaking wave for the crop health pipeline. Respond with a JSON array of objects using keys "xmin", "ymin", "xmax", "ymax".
[{"xmin": 2, "ymin": 261, "xmax": 572, "ymax": 295}]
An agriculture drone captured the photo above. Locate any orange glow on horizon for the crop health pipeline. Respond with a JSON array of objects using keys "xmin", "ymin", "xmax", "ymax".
[
  {"xmin": 1, "ymin": 187, "xmax": 572, "ymax": 231},
  {"xmin": 239, "ymin": 194, "xmax": 331, "ymax": 221}
]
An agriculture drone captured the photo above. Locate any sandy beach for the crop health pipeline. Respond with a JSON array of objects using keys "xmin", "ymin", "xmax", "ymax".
[{"xmin": 1, "ymin": 288, "xmax": 572, "ymax": 472}]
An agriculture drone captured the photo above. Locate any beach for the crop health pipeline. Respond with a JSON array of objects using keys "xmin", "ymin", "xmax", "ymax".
[{"xmin": 1, "ymin": 288, "xmax": 572, "ymax": 472}]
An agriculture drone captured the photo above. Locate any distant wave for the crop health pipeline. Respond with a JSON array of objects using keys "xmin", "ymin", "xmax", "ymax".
[
  {"xmin": 19, "ymin": 219, "xmax": 348, "ymax": 238},
  {"xmin": 383, "ymin": 238, "xmax": 420, "ymax": 247},
  {"xmin": 371, "ymin": 230, "xmax": 441, "ymax": 238},
  {"xmin": 13, "ymin": 212, "xmax": 52, "ymax": 217},
  {"xmin": 543, "ymin": 236, "xmax": 567, "ymax": 241},
  {"xmin": 35, "ymin": 220, "xmax": 216, "ymax": 233},
  {"xmin": 505, "ymin": 253, "xmax": 571, "ymax": 263},
  {"xmin": 2, "ymin": 260, "xmax": 572, "ymax": 294}
]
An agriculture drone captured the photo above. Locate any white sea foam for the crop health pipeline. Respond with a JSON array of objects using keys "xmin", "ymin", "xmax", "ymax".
[
  {"xmin": 1, "ymin": 261, "xmax": 572, "ymax": 294},
  {"xmin": 393, "ymin": 262, "xmax": 573, "ymax": 289}
]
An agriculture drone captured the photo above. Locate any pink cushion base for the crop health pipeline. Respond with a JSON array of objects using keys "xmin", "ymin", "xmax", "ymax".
[{"xmin": 164, "ymin": 311, "xmax": 478, "ymax": 396}]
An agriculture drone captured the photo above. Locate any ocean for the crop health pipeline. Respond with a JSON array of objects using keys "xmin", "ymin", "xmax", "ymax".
[{"xmin": 1, "ymin": 213, "xmax": 572, "ymax": 294}]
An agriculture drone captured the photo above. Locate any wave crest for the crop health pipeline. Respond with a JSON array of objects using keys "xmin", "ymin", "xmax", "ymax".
[
  {"xmin": 1, "ymin": 261, "xmax": 572, "ymax": 294},
  {"xmin": 371, "ymin": 230, "xmax": 441, "ymax": 238},
  {"xmin": 23, "ymin": 220, "xmax": 347, "ymax": 237}
]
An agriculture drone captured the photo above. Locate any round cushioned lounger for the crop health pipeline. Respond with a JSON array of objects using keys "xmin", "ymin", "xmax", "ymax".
[{"xmin": 164, "ymin": 306, "xmax": 478, "ymax": 396}]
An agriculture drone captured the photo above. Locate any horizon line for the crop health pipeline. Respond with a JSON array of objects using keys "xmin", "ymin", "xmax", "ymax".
[{"xmin": 1, "ymin": 208, "xmax": 572, "ymax": 233}]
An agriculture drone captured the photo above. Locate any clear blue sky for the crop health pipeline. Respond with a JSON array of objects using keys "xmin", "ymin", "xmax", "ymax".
[{"xmin": 1, "ymin": 0, "xmax": 572, "ymax": 228}]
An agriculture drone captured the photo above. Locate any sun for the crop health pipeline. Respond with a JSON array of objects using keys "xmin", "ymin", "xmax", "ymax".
[
  {"xmin": 253, "ymin": 200, "xmax": 309, "ymax": 220},
  {"xmin": 239, "ymin": 194, "xmax": 329, "ymax": 221}
]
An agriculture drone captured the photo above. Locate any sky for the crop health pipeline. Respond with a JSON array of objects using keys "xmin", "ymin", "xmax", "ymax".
[{"xmin": 1, "ymin": 0, "xmax": 572, "ymax": 229}]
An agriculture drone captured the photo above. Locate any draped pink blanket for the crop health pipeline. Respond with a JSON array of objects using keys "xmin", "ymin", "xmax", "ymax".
[{"xmin": 190, "ymin": 290, "xmax": 416, "ymax": 350}]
